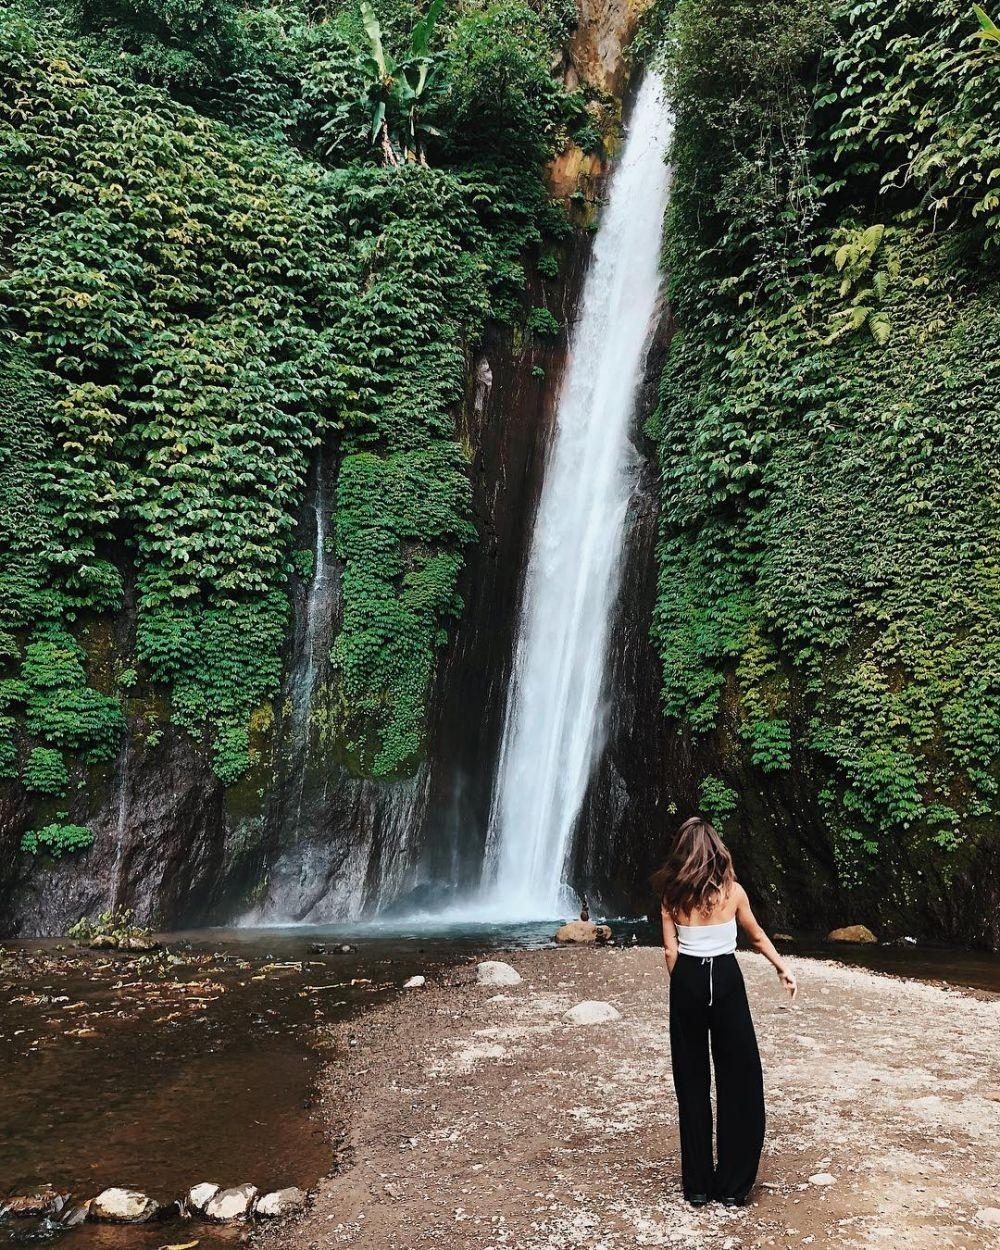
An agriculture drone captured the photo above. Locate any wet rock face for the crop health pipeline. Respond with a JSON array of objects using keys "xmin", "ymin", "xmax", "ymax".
[{"xmin": 0, "ymin": 725, "xmax": 239, "ymax": 937}]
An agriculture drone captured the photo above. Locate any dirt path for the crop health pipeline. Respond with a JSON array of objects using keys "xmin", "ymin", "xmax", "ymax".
[{"xmin": 265, "ymin": 946, "xmax": 1000, "ymax": 1250}]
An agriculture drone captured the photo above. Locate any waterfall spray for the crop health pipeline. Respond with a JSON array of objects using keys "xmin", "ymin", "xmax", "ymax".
[{"xmin": 483, "ymin": 74, "xmax": 674, "ymax": 919}]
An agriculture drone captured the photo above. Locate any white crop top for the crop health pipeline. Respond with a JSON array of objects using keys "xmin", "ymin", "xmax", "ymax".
[{"xmin": 676, "ymin": 917, "xmax": 737, "ymax": 958}]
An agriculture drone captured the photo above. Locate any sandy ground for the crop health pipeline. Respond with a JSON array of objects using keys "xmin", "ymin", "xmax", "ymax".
[{"xmin": 265, "ymin": 946, "xmax": 1000, "ymax": 1250}]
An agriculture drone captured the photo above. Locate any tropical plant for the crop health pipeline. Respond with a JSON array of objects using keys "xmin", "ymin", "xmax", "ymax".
[
  {"xmin": 350, "ymin": 0, "xmax": 447, "ymax": 166},
  {"xmin": 973, "ymin": 3, "xmax": 1000, "ymax": 43}
]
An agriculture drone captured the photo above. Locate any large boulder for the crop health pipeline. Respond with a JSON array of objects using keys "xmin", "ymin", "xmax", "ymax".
[
  {"xmin": 475, "ymin": 961, "xmax": 522, "ymax": 987},
  {"xmin": 203, "ymin": 1184, "xmax": 258, "ymax": 1222},
  {"xmin": 553, "ymin": 921, "xmax": 612, "ymax": 944},
  {"xmin": 255, "ymin": 1187, "xmax": 307, "ymax": 1219},
  {"xmin": 563, "ymin": 1000, "xmax": 622, "ymax": 1025},
  {"xmin": 89, "ymin": 1188, "xmax": 160, "ymax": 1223},
  {"xmin": 827, "ymin": 925, "xmax": 877, "ymax": 944}
]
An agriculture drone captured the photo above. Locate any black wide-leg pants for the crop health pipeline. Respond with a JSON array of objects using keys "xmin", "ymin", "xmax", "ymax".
[{"xmin": 669, "ymin": 952, "xmax": 765, "ymax": 1202}]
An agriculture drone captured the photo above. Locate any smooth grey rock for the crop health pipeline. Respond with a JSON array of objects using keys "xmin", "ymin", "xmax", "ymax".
[
  {"xmin": 185, "ymin": 1182, "xmax": 219, "ymax": 1215},
  {"xmin": 808, "ymin": 1172, "xmax": 837, "ymax": 1186},
  {"xmin": 476, "ymin": 961, "xmax": 522, "ymax": 987},
  {"xmin": 563, "ymin": 1000, "xmax": 621, "ymax": 1025},
  {"xmin": 255, "ymin": 1187, "xmax": 307, "ymax": 1218},
  {"xmin": 89, "ymin": 1188, "xmax": 159, "ymax": 1223},
  {"xmin": 403, "ymin": 975, "xmax": 426, "ymax": 988},
  {"xmin": 203, "ymin": 1183, "xmax": 258, "ymax": 1222}
]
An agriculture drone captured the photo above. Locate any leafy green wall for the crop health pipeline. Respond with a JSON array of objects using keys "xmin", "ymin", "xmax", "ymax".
[
  {"xmin": 649, "ymin": 0, "xmax": 999, "ymax": 901},
  {"xmin": 0, "ymin": 0, "xmax": 588, "ymax": 834}
]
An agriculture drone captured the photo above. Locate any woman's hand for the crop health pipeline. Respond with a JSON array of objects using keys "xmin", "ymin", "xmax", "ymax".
[{"xmin": 777, "ymin": 966, "xmax": 797, "ymax": 1000}]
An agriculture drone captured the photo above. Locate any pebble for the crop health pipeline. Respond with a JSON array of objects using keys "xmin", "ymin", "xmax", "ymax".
[
  {"xmin": 403, "ymin": 975, "xmax": 426, "ymax": 989},
  {"xmin": 808, "ymin": 1173, "xmax": 836, "ymax": 1186}
]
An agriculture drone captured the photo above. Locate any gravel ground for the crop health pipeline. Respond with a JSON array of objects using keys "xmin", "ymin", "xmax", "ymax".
[{"xmin": 262, "ymin": 946, "xmax": 1000, "ymax": 1250}]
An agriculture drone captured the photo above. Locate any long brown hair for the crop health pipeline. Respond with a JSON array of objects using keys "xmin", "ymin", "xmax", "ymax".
[{"xmin": 651, "ymin": 817, "xmax": 735, "ymax": 919}]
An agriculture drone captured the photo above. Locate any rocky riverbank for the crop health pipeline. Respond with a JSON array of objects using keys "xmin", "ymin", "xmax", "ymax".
[{"xmin": 261, "ymin": 945, "xmax": 1000, "ymax": 1250}]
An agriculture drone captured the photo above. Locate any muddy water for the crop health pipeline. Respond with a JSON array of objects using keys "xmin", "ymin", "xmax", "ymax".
[
  {"xmin": 2, "ymin": 920, "xmax": 997, "ymax": 1247},
  {"xmin": 0, "ymin": 922, "xmax": 561, "ymax": 1247}
]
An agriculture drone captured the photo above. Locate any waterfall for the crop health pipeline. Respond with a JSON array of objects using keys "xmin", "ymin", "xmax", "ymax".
[
  {"xmin": 290, "ymin": 459, "xmax": 333, "ymax": 747},
  {"xmin": 482, "ymin": 74, "xmax": 674, "ymax": 919},
  {"xmin": 110, "ymin": 732, "xmax": 131, "ymax": 913}
]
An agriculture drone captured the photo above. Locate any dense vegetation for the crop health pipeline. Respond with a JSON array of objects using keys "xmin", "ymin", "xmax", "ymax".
[
  {"xmin": 649, "ymin": 0, "xmax": 999, "ymax": 897},
  {"xmin": 0, "ymin": 0, "xmax": 585, "ymax": 836}
]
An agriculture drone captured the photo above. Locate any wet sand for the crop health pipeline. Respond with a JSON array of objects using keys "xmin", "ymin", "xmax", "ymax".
[{"xmin": 264, "ymin": 945, "xmax": 1000, "ymax": 1250}]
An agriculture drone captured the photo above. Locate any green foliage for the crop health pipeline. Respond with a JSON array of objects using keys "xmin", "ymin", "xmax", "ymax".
[
  {"xmin": 17, "ymin": 628, "xmax": 124, "ymax": 762},
  {"xmin": 0, "ymin": 0, "xmax": 575, "ymax": 790},
  {"xmin": 22, "ymin": 747, "xmax": 70, "ymax": 795},
  {"xmin": 21, "ymin": 820, "xmax": 94, "ymax": 857},
  {"xmin": 355, "ymin": 0, "xmax": 448, "ymax": 165},
  {"xmin": 698, "ymin": 775, "xmax": 738, "ymax": 830},
  {"xmin": 443, "ymin": 0, "xmax": 579, "ymax": 164},
  {"xmin": 68, "ymin": 906, "xmax": 150, "ymax": 942},
  {"xmin": 649, "ymin": 0, "xmax": 1000, "ymax": 890},
  {"xmin": 526, "ymin": 306, "xmax": 560, "ymax": 337},
  {"xmin": 69, "ymin": 0, "xmax": 244, "ymax": 101},
  {"xmin": 825, "ymin": 0, "xmax": 1000, "ymax": 256}
]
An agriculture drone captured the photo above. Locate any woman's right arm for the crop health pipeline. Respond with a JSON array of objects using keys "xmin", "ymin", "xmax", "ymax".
[
  {"xmin": 735, "ymin": 886, "xmax": 797, "ymax": 999},
  {"xmin": 661, "ymin": 904, "xmax": 678, "ymax": 975}
]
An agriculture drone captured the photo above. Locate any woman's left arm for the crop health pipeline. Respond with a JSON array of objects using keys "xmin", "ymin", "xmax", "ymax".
[{"xmin": 661, "ymin": 905, "xmax": 678, "ymax": 975}]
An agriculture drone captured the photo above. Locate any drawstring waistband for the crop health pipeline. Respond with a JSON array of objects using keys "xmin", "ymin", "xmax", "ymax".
[{"xmin": 702, "ymin": 956, "xmax": 714, "ymax": 1006}]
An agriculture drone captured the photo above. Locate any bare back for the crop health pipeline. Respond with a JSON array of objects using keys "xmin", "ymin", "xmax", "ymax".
[{"xmin": 671, "ymin": 882, "xmax": 742, "ymax": 928}]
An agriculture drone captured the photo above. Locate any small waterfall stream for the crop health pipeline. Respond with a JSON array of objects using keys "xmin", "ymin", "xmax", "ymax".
[
  {"xmin": 109, "ymin": 732, "xmax": 131, "ymax": 913},
  {"xmin": 290, "ymin": 459, "xmax": 333, "ymax": 748},
  {"xmin": 482, "ymin": 74, "xmax": 674, "ymax": 919}
]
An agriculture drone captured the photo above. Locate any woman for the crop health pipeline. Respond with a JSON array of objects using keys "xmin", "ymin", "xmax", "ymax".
[{"xmin": 654, "ymin": 817, "xmax": 797, "ymax": 1208}]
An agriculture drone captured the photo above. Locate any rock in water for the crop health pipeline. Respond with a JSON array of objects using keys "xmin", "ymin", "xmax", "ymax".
[
  {"xmin": 403, "ymin": 975, "xmax": 426, "ymax": 989},
  {"xmin": 59, "ymin": 1203, "xmax": 90, "ymax": 1228},
  {"xmin": 826, "ymin": 925, "xmax": 877, "ymax": 944},
  {"xmin": 255, "ymin": 1187, "xmax": 307, "ymax": 1218},
  {"xmin": 89, "ymin": 1188, "xmax": 160, "ymax": 1223},
  {"xmin": 185, "ymin": 1182, "xmax": 220, "ymax": 1215},
  {"xmin": 563, "ymin": 1000, "xmax": 621, "ymax": 1025},
  {"xmin": 553, "ymin": 920, "xmax": 612, "ymax": 944},
  {"xmin": 204, "ymin": 1184, "xmax": 258, "ymax": 1222},
  {"xmin": 476, "ymin": 961, "xmax": 522, "ymax": 987},
  {"xmin": 1, "ymin": 1186, "xmax": 67, "ymax": 1218}
]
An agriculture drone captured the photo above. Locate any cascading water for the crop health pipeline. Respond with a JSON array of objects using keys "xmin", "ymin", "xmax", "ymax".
[{"xmin": 482, "ymin": 74, "xmax": 674, "ymax": 919}]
